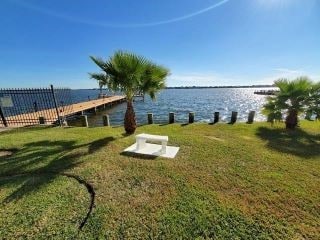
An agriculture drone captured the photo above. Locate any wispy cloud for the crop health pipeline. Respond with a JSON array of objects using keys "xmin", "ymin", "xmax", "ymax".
[
  {"xmin": 8, "ymin": 0, "xmax": 231, "ymax": 28},
  {"xmin": 273, "ymin": 68, "xmax": 304, "ymax": 75},
  {"xmin": 256, "ymin": 67, "xmax": 320, "ymax": 84}
]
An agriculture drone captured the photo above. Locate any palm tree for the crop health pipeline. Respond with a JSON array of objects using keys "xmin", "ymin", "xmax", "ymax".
[
  {"xmin": 307, "ymin": 82, "xmax": 320, "ymax": 120},
  {"xmin": 90, "ymin": 50, "xmax": 169, "ymax": 134},
  {"xmin": 89, "ymin": 73, "xmax": 108, "ymax": 95},
  {"xmin": 261, "ymin": 96, "xmax": 283, "ymax": 124},
  {"xmin": 263, "ymin": 77, "xmax": 313, "ymax": 129}
]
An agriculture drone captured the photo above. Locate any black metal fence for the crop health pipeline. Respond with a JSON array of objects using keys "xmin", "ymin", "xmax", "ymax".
[{"xmin": 0, "ymin": 85, "xmax": 73, "ymax": 127}]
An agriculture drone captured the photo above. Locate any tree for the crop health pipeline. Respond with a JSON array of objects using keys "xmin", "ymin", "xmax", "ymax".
[
  {"xmin": 90, "ymin": 73, "xmax": 108, "ymax": 95},
  {"xmin": 90, "ymin": 50, "xmax": 169, "ymax": 134},
  {"xmin": 261, "ymin": 96, "xmax": 283, "ymax": 124},
  {"xmin": 307, "ymin": 82, "xmax": 320, "ymax": 120},
  {"xmin": 263, "ymin": 77, "xmax": 313, "ymax": 129}
]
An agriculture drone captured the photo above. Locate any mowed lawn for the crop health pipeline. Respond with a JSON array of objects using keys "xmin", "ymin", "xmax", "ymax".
[{"xmin": 0, "ymin": 122, "xmax": 319, "ymax": 239}]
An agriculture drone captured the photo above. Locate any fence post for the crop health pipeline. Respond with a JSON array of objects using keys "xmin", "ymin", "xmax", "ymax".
[
  {"xmin": 102, "ymin": 114, "xmax": 110, "ymax": 126},
  {"xmin": 147, "ymin": 113, "xmax": 153, "ymax": 124},
  {"xmin": 169, "ymin": 112, "xmax": 175, "ymax": 124},
  {"xmin": 214, "ymin": 112, "xmax": 219, "ymax": 123},
  {"xmin": 33, "ymin": 101, "xmax": 38, "ymax": 112},
  {"xmin": 0, "ymin": 106, "xmax": 8, "ymax": 127},
  {"xmin": 230, "ymin": 111, "xmax": 238, "ymax": 124},
  {"xmin": 50, "ymin": 84, "xmax": 62, "ymax": 126},
  {"xmin": 247, "ymin": 111, "xmax": 255, "ymax": 124},
  {"xmin": 189, "ymin": 112, "xmax": 195, "ymax": 123}
]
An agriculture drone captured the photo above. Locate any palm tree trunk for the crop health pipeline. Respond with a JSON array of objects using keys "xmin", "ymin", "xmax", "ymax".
[
  {"xmin": 285, "ymin": 110, "xmax": 298, "ymax": 129},
  {"xmin": 124, "ymin": 100, "xmax": 136, "ymax": 134}
]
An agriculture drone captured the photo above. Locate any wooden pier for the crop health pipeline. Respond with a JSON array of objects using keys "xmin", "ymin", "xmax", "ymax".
[
  {"xmin": 3, "ymin": 96, "xmax": 126, "ymax": 127},
  {"xmin": 66, "ymin": 95, "xmax": 125, "ymax": 115}
]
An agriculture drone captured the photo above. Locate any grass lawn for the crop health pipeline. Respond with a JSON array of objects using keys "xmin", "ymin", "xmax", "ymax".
[{"xmin": 0, "ymin": 121, "xmax": 319, "ymax": 239}]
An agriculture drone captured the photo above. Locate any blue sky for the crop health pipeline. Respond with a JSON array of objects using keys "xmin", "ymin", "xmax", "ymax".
[{"xmin": 0, "ymin": 0, "xmax": 319, "ymax": 88}]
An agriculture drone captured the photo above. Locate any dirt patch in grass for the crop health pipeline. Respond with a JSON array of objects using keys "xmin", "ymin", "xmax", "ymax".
[
  {"xmin": 0, "ymin": 151, "xmax": 13, "ymax": 157},
  {"xmin": 205, "ymin": 136, "xmax": 225, "ymax": 142},
  {"xmin": 0, "ymin": 149, "xmax": 17, "ymax": 158}
]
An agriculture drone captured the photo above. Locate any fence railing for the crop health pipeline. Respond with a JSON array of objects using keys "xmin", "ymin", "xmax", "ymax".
[{"xmin": 0, "ymin": 85, "xmax": 73, "ymax": 127}]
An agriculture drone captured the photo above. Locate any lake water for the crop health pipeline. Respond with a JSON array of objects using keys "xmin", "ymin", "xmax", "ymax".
[{"xmin": 70, "ymin": 88, "xmax": 271, "ymax": 126}]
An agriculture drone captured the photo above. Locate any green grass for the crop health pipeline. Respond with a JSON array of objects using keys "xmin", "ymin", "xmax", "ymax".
[{"xmin": 0, "ymin": 121, "xmax": 319, "ymax": 239}]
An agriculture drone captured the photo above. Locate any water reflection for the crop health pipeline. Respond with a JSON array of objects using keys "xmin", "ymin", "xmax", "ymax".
[{"xmin": 71, "ymin": 88, "xmax": 271, "ymax": 126}]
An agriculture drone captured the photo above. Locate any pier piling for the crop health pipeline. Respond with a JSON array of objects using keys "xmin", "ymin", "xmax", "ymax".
[
  {"xmin": 80, "ymin": 115, "xmax": 89, "ymax": 127},
  {"xmin": 39, "ymin": 116, "xmax": 46, "ymax": 125},
  {"xmin": 214, "ymin": 112, "xmax": 220, "ymax": 123},
  {"xmin": 169, "ymin": 112, "xmax": 175, "ymax": 124},
  {"xmin": 189, "ymin": 112, "xmax": 195, "ymax": 123},
  {"xmin": 230, "ymin": 111, "xmax": 238, "ymax": 124},
  {"xmin": 247, "ymin": 111, "xmax": 255, "ymax": 124},
  {"xmin": 147, "ymin": 113, "xmax": 153, "ymax": 124},
  {"xmin": 102, "ymin": 115, "xmax": 110, "ymax": 126}
]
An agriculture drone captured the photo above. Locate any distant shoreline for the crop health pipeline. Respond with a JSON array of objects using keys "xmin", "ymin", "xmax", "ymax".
[
  {"xmin": 165, "ymin": 85, "xmax": 274, "ymax": 89},
  {"xmin": 82, "ymin": 85, "xmax": 275, "ymax": 91}
]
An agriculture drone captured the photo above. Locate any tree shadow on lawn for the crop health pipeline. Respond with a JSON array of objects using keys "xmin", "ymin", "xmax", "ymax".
[
  {"xmin": 0, "ymin": 136, "xmax": 115, "ymax": 203},
  {"xmin": 0, "ymin": 126, "xmax": 53, "ymax": 136},
  {"xmin": 256, "ymin": 127, "xmax": 320, "ymax": 159}
]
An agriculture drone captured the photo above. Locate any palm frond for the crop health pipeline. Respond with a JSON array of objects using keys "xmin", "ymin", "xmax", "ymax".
[
  {"xmin": 90, "ymin": 56, "xmax": 107, "ymax": 71},
  {"xmin": 89, "ymin": 50, "xmax": 168, "ymax": 100}
]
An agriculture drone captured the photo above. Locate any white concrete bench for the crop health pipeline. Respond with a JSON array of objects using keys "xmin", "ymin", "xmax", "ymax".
[{"xmin": 135, "ymin": 133, "xmax": 168, "ymax": 154}]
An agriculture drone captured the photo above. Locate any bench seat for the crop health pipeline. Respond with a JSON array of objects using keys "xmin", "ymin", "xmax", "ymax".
[{"xmin": 135, "ymin": 133, "xmax": 168, "ymax": 153}]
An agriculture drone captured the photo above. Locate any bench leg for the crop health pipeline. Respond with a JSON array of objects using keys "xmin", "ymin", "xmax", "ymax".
[
  {"xmin": 161, "ymin": 141, "xmax": 167, "ymax": 154},
  {"xmin": 137, "ymin": 139, "xmax": 146, "ymax": 150}
]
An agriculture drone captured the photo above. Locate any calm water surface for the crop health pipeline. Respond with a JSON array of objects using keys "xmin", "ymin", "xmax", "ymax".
[{"xmin": 71, "ymin": 88, "xmax": 271, "ymax": 126}]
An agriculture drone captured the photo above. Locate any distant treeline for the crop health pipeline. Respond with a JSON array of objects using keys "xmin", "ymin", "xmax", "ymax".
[
  {"xmin": 165, "ymin": 85, "xmax": 275, "ymax": 89},
  {"xmin": 86, "ymin": 85, "xmax": 275, "ymax": 91}
]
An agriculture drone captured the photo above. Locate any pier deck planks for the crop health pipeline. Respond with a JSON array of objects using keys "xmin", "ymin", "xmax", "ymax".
[{"xmin": 3, "ymin": 95, "xmax": 125, "ymax": 127}]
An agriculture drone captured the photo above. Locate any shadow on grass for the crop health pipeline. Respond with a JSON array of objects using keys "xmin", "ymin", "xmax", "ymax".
[
  {"xmin": 121, "ymin": 133, "xmax": 132, "ymax": 138},
  {"xmin": 0, "ymin": 125, "xmax": 54, "ymax": 136},
  {"xmin": 88, "ymin": 137, "xmax": 114, "ymax": 153},
  {"xmin": 120, "ymin": 151, "xmax": 157, "ymax": 160},
  {"xmin": 159, "ymin": 123, "xmax": 171, "ymax": 127},
  {"xmin": 0, "ymin": 136, "xmax": 115, "ymax": 203},
  {"xmin": 256, "ymin": 127, "xmax": 320, "ymax": 159}
]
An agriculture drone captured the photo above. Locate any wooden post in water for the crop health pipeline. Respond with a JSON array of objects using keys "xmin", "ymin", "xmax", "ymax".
[
  {"xmin": 214, "ymin": 112, "xmax": 220, "ymax": 123},
  {"xmin": 147, "ymin": 113, "xmax": 153, "ymax": 124},
  {"xmin": 230, "ymin": 111, "xmax": 238, "ymax": 124},
  {"xmin": 39, "ymin": 116, "xmax": 46, "ymax": 125},
  {"xmin": 189, "ymin": 112, "xmax": 195, "ymax": 123},
  {"xmin": 102, "ymin": 114, "xmax": 110, "ymax": 126},
  {"xmin": 169, "ymin": 112, "xmax": 175, "ymax": 124},
  {"xmin": 247, "ymin": 111, "xmax": 255, "ymax": 124},
  {"xmin": 80, "ymin": 115, "xmax": 88, "ymax": 127}
]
